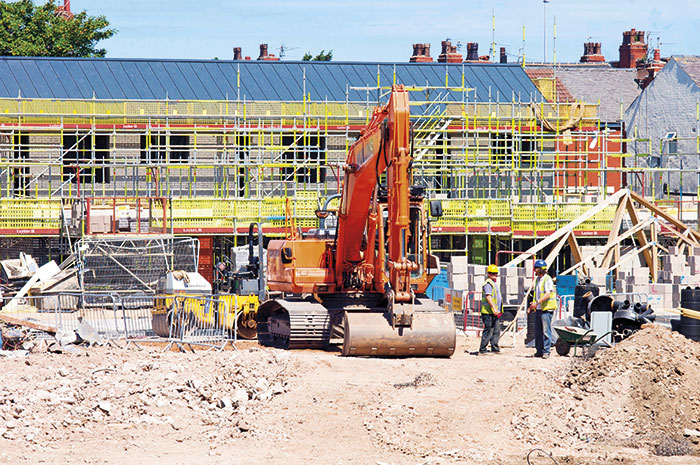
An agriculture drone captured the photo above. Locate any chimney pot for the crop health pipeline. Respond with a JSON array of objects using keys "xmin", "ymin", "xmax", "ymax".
[
  {"xmin": 500, "ymin": 47, "xmax": 507, "ymax": 64},
  {"xmin": 410, "ymin": 43, "xmax": 433, "ymax": 62},
  {"xmin": 233, "ymin": 47, "xmax": 242, "ymax": 60},
  {"xmin": 437, "ymin": 40, "xmax": 462, "ymax": 63},
  {"xmin": 466, "ymin": 43, "xmax": 479, "ymax": 61}
]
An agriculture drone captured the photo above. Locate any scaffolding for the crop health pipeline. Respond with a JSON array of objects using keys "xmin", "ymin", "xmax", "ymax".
[{"xmin": 0, "ymin": 89, "xmax": 697, "ymax": 261}]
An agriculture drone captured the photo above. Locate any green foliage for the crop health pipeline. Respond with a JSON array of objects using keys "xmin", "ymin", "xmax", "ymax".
[
  {"xmin": 302, "ymin": 50, "xmax": 333, "ymax": 62},
  {"xmin": 0, "ymin": 0, "xmax": 116, "ymax": 57}
]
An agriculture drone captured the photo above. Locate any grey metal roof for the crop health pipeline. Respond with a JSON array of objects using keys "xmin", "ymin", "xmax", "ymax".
[{"xmin": 0, "ymin": 57, "xmax": 541, "ymax": 102}]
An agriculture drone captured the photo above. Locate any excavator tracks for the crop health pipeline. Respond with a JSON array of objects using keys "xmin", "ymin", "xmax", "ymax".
[
  {"xmin": 256, "ymin": 295, "xmax": 455, "ymax": 357},
  {"xmin": 256, "ymin": 299, "xmax": 334, "ymax": 349}
]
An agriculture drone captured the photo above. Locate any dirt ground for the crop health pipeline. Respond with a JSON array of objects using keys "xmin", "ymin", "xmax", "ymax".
[{"xmin": 1, "ymin": 326, "xmax": 700, "ymax": 465}]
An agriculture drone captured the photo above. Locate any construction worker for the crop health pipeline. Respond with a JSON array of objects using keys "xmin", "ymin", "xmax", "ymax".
[
  {"xmin": 478, "ymin": 264, "xmax": 502, "ymax": 354},
  {"xmin": 528, "ymin": 259, "xmax": 557, "ymax": 358}
]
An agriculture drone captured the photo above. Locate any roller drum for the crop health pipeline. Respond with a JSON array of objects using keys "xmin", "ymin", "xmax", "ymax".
[{"xmin": 342, "ymin": 310, "xmax": 455, "ymax": 357}]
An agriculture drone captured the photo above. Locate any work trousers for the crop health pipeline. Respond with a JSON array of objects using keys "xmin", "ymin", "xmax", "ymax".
[
  {"xmin": 534, "ymin": 310, "xmax": 553, "ymax": 355},
  {"xmin": 479, "ymin": 314, "xmax": 500, "ymax": 353}
]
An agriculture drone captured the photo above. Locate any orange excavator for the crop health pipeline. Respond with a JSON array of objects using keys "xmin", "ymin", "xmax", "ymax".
[{"xmin": 256, "ymin": 85, "xmax": 455, "ymax": 356}]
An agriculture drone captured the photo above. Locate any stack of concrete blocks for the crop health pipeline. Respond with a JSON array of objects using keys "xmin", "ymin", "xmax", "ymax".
[
  {"xmin": 88, "ymin": 209, "xmax": 113, "ymax": 234},
  {"xmin": 500, "ymin": 266, "xmax": 527, "ymax": 305},
  {"xmin": 609, "ymin": 246, "xmax": 700, "ymax": 312},
  {"xmin": 446, "ymin": 257, "xmax": 535, "ymax": 310},
  {"xmin": 447, "ymin": 255, "xmax": 469, "ymax": 292}
]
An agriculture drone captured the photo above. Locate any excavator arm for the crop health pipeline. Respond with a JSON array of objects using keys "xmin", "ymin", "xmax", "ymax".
[{"xmin": 335, "ymin": 86, "xmax": 415, "ymax": 309}]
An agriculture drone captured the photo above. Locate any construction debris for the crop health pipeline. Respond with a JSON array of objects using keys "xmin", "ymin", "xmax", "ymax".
[
  {"xmin": 0, "ymin": 347, "xmax": 290, "ymax": 446},
  {"xmin": 511, "ymin": 325, "xmax": 700, "ymax": 453}
]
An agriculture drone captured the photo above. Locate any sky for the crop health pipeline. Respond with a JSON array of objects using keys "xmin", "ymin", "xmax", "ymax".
[{"xmin": 61, "ymin": 0, "xmax": 700, "ymax": 63}]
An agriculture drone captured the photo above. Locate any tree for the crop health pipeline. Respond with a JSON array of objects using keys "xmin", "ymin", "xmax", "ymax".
[
  {"xmin": 302, "ymin": 50, "xmax": 333, "ymax": 62},
  {"xmin": 0, "ymin": 0, "xmax": 116, "ymax": 57}
]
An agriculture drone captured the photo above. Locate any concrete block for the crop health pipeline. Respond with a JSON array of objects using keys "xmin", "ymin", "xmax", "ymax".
[
  {"xmin": 450, "ymin": 256, "xmax": 468, "ymax": 274},
  {"xmin": 631, "ymin": 284, "xmax": 649, "ymax": 294},
  {"xmin": 693, "ymin": 247, "xmax": 700, "ymax": 256},
  {"xmin": 649, "ymin": 283, "xmax": 673, "ymax": 295},
  {"xmin": 450, "ymin": 274, "xmax": 468, "ymax": 291},
  {"xmin": 647, "ymin": 294, "xmax": 663, "ymax": 308},
  {"xmin": 626, "ymin": 271, "xmax": 649, "ymax": 286},
  {"xmin": 689, "ymin": 256, "xmax": 700, "ymax": 274},
  {"xmin": 615, "ymin": 279, "xmax": 625, "ymax": 293},
  {"xmin": 503, "ymin": 267, "xmax": 519, "ymax": 277},
  {"xmin": 472, "ymin": 264, "xmax": 487, "ymax": 275}
]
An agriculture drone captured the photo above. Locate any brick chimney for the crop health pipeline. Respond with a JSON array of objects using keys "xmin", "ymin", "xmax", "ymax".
[
  {"xmin": 257, "ymin": 43, "xmax": 280, "ymax": 61},
  {"xmin": 465, "ymin": 43, "xmax": 479, "ymax": 61},
  {"xmin": 437, "ymin": 40, "xmax": 462, "ymax": 63},
  {"xmin": 580, "ymin": 42, "xmax": 605, "ymax": 63},
  {"xmin": 637, "ymin": 48, "xmax": 667, "ymax": 89},
  {"xmin": 616, "ymin": 29, "xmax": 647, "ymax": 68},
  {"xmin": 56, "ymin": 0, "xmax": 73, "ymax": 19},
  {"xmin": 500, "ymin": 47, "xmax": 507, "ymax": 64},
  {"xmin": 233, "ymin": 47, "xmax": 242, "ymax": 60},
  {"xmin": 409, "ymin": 43, "xmax": 433, "ymax": 63}
]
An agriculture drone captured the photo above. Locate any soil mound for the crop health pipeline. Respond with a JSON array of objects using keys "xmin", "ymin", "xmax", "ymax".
[{"xmin": 512, "ymin": 325, "xmax": 700, "ymax": 453}]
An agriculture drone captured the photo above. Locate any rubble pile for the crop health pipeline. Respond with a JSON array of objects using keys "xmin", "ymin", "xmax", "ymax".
[
  {"xmin": 511, "ymin": 325, "xmax": 700, "ymax": 454},
  {"xmin": 0, "ymin": 346, "xmax": 291, "ymax": 446}
]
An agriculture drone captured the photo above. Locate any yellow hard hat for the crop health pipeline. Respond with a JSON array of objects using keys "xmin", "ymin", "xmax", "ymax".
[{"xmin": 487, "ymin": 264, "xmax": 498, "ymax": 274}]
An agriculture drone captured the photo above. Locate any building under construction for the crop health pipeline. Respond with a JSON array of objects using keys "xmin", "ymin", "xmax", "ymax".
[{"xmin": 0, "ymin": 53, "xmax": 692, "ymax": 280}]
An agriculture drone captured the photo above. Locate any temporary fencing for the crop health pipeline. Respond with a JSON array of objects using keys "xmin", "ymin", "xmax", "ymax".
[{"xmin": 0, "ymin": 292, "xmax": 239, "ymax": 351}]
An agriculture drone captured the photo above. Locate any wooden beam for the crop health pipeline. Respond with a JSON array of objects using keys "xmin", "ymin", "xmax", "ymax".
[
  {"xmin": 650, "ymin": 221, "xmax": 658, "ymax": 282},
  {"xmin": 0, "ymin": 314, "xmax": 57, "ymax": 334},
  {"xmin": 608, "ymin": 242, "xmax": 655, "ymax": 273},
  {"xmin": 625, "ymin": 196, "xmax": 654, "ymax": 271},
  {"xmin": 600, "ymin": 194, "xmax": 630, "ymax": 270},
  {"xmin": 630, "ymin": 191, "xmax": 700, "ymax": 243},
  {"xmin": 667, "ymin": 226, "xmax": 700, "ymax": 248},
  {"xmin": 505, "ymin": 189, "xmax": 629, "ymax": 268},
  {"xmin": 559, "ymin": 218, "xmax": 653, "ymax": 275},
  {"xmin": 544, "ymin": 233, "xmax": 571, "ymax": 272},
  {"xmin": 566, "ymin": 231, "xmax": 588, "ymax": 276}
]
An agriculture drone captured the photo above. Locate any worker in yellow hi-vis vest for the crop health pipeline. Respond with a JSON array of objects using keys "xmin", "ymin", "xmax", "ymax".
[
  {"xmin": 478, "ymin": 264, "xmax": 502, "ymax": 354},
  {"xmin": 528, "ymin": 259, "xmax": 557, "ymax": 358}
]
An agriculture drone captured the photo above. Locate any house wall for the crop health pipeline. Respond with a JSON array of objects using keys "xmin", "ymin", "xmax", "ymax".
[{"xmin": 625, "ymin": 58, "xmax": 700, "ymax": 196}]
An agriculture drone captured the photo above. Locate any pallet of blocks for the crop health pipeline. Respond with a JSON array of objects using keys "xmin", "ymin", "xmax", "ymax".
[{"xmin": 447, "ymin": 256, "xmax": 533, "ymax": 308}]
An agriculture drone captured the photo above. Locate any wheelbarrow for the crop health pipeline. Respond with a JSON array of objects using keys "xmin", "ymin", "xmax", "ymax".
[{"xmin": 553, "ymin": 325, "xmax": 612, "ymax": 356}]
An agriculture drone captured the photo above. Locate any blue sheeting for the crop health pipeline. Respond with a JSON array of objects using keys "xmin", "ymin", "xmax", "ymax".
[{"xmin": 426, "ymin": 268, "xmax": 449, "ymax": 302}]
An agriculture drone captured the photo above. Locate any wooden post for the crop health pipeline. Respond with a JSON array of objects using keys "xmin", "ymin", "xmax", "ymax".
[
  {"xmin": 567, "ymin": 231, "xmax": 588, "ymax": 276},
  {"xmin": 600, "ymin": 194, "xmax": 629, "ymax": 270},
  {"xmin": 625, "ymin": 197, "xmax": 654, "ymax": 271},
  {"xmin": 650, "ymin": 220, "xmax": 658, "ymax": 282}
]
